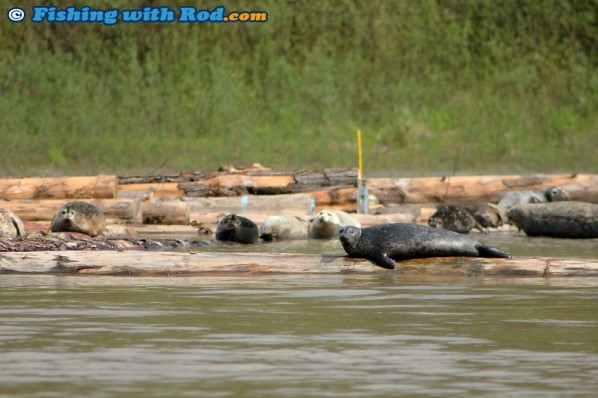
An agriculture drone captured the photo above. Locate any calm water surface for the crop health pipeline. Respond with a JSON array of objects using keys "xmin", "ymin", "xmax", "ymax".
[{"xmin": 1, "ymin": 232, "xmax": 597, "ymax": 397}]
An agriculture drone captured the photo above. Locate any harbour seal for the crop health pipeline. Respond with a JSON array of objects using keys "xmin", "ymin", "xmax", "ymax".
[
  {"xmin": 428, "ymin": 205, "xmax": 486, "ymax": 234},
  {"xmin": 466, "ymin": 203, "xmax": 508, "ymax": 229},
  {"xmin": 507, "ymin": 201, "xmax": 598, "ymax": 238},
  {"xmin": 308, "ymin": 210, "xmax": 361, "ymax": 239},
  {"xmin": 498, "ymin": 186, "xmax": 569, "ymax": 211},
  {"xmin": 50, "ymin": 201, "xmax": 106, "ymax": 237},
  {"xmin": 259, "ymin": 215, "xmax": 309, "ymax": 241},
  {"xmin": 215, "ymin": 214, "xmax": 259, "ymax": 244},
  {"xmin": 339, "ymin": 223, "xmax": 511, "ymax": 270},
  {"xmin": 0, "ymin": 208, "xmax": 26, "ymax": 238}
]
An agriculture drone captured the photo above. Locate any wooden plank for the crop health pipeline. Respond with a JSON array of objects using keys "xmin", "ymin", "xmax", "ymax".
[
  {"xmin": 0, "ymin": 176, "xmax": 117, "ymax": 200},
  {"xmin": 0, "ymin": 251, "xmax": 596, "ymax": 276}
]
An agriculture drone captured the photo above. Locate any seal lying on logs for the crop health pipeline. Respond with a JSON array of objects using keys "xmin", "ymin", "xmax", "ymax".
[
  {"xmin": 0, "ymin": 208, "xmax": 26, "ymax": 238},
  {"xmin": 428, "ymin": 205, "xmax": 486, "ymax": 234},
  {"xmin": 507, "ymin": 201, "xmax": 598, "ymax": 238},
  {"xmin": 498, "ymin": 186, "xmax": 569, "ymax": 210},
  {"xmin": 50, "ymin": 201, "xmax": 106, "ymax": 237},
  {"xmin": 259, "ymin": 215, "xmax": 309, "ymax": 241},
  {"xmin": 339, "ymin": 223, "xmax": 511, "ymax": 270},
  {"xmin": 309, "ymin": 210, "xmax": 361, "ymax": 239},
  {"xmin": 466, "ymin": 203, "xmax": 508, "ymax": 229},
  {"xmin": 215, "ymin": 214, "xmax": 259, "ymax": 244}
]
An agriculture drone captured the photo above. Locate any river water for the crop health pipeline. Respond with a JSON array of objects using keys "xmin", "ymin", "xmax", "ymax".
[{"xmin": 1, "ymin": 233, "xmax": 597, "ymax": 397}]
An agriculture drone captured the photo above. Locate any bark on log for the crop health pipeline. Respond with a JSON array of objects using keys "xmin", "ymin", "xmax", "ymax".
[
  {"xmin": 1, "ymin": 250, "xmax": 596, "ymax": 277},
  {"xmin": 118, "ymin": 182, "xmax": 184, "ymax": 198},
  {"xmin": 1, "ymin": 198, "xmax": 142, "ymax": 223},
  {"xmin": 141, "ymin": 199, "xmax": 188, "ymax": 225},
  {"xmin": 0, "ymin": 176, "xmax": 117, "ymax": 200},
  {"xmin": 185, "ymin": 193, "xmax": 314, "ymax": 217},
  {"xmin": 369, "ymin": 174, "xmax": 598, "ymax": 205}
]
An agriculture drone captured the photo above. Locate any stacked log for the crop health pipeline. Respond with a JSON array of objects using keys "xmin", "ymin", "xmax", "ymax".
[{"xmin": 0, "ymin": 170, "xmax": 596, "ymax": 227}]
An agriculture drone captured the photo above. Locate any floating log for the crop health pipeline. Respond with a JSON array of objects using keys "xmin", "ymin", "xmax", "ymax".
[
  {"xmin": 186, "ymin": 193, "xmax": 313, "ymax": 218},
  {"xmin": 369, "ymin": 174, "xmax": 598, "ymax": 205},
  {"xmin": 0, "ymin": 250, "xmax": 597, "ymax": 276},
  {"xmin": 175, "ymin": 168, "xmax": 358, "ymax": 196},
  {"xmin": 0, "ymin": 198, "xmax": 142, "ymax": 223},
  {"xmin": 118, "ymin": 182, "xmax": 184, "ymax": 198},
  {"xmin": 0, "ymin": 175, "xmax": 117, "ymax": 200},
  {"xmin": 0, "ymin": 233, "xmax": 209, "ymax": 252},
  {"xmin": 141, "ymin": 199, "xmax": 188, "ymax": 225}
]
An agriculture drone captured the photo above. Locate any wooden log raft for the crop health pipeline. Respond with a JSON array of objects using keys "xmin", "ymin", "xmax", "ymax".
[
  {"xmin": 1, "ymin": 250, "xmax": 597, "ymax": 276},
  {"xmin": 0, "ymin": 198, "xmax": 142, "ymax": 223},
  {"xmin": 0, "ymin": 175, "xmax": 117, "ymax": 200},
  {"xmin": 369, "ymin": 174, "xmax": 598, "ymax": 205}
]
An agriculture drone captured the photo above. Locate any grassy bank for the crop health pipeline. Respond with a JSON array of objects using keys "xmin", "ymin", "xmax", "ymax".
[{"xmin": 0, "ymin": 0, "xmax": 596, "ymax": 176}]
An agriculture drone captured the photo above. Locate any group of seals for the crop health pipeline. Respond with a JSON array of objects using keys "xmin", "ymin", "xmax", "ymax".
[
  {"xmin": 1, "ymin": 201, "xmax": 107, "ymax": 239},
  {"xmin": 340, "ymin": 223, "xmax": 511, "ymax": 270},
  {"xmin": 215, "ymin": 210, "xmax": 361, "ymax": 243}
]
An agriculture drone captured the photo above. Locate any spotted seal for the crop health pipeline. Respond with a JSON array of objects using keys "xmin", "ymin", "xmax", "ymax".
[
  {"xmin": 507, "ymin": 201, "xmax": 598, "ymax": 238},
  {"xmin": 0, "ymin": 208, "xmax": 26, "ymax": 238},
  {"xmin": 428, "ymin": 205, "xmax": 486, "ymax": 234},
  {"xmin": 50, "ymin": 201, "xmax": 106, "ymax": 237},
  {"xmin": 339, "ymin": 223, "xmax": 511, "ymax": 269},
  {"xmin": 308, "ymin": 210, "xmax": 361, "ymax": 239},
  {"xmin": 466, "ymin": 203, "xmax": 508, "ymax": 229},
  {"xmin": 259, "ymin": 215, "xmax": 309, "ymax": 241},
  {"xmin": 498, "ymin": 186, "xmax": 569, "ymax": 211},
  {"xmin": 215, "ymin": 214, "xmax": 259, "ymax": 244}
]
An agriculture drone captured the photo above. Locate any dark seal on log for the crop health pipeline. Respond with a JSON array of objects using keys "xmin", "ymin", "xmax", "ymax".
[
  {"xmin": 215, "ymin": 214, "xmax": 259, "ymax": 244},
  {"xmin": 50, "ymin": 201, "xmax": 106, "ymax": 237},
  {"xmin": 0, "ymin": 208, "xmax": 26, "ymax": 238},
  {"xmin": 428, "ymin": 205, "xmax": 485, "ymax": 234},
  {"xmin": 507, "ymin": 201, "xmax": 598, "ymax": 238},
  {"xmin": 339, "ymin": 223, "xmax": 511, "ymax": 270}
]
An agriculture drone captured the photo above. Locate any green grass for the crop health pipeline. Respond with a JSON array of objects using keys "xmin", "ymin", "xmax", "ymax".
[{"xmin": 0, "ymin": 0, "xmax": 596, "ymax": 177}]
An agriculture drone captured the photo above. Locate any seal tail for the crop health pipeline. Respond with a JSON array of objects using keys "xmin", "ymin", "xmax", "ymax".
[{"xmin": 476, "ymin": 244, "xmax": 512, "ymax": 259}]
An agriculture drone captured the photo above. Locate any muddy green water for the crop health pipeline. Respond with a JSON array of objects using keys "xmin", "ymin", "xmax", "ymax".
[{"xmin": 1, "ymin": 233, "xmax": 597, "ymax": 397}]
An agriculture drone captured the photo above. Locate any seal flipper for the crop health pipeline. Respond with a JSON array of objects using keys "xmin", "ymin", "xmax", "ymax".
[
  {"xmin": 475, "ymin": 244, "xmax": 511, "ymax": 259},
  {"xmin": 373, "ymin": 251, "xmax": 396, "ymax": 270}
]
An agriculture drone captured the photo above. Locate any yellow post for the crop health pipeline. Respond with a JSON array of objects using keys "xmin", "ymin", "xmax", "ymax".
[{"xmin": 357, "ymin": 129, "xmax": 363, "ymax": 183}]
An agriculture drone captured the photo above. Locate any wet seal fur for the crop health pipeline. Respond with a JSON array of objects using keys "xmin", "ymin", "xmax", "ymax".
[
  {"xmin": 216, "ymin": 214, "xmax": 259, "ymax": 244},
  {"xmin": 50, "ymin": 201, "xmax": 106, "ymax": 237},
  {"xmin": 259, "ymin": 215, "xmax": 309, "ymax": 241},
  {"xmin": 340, "ymin": 223, "xmax": 511, "ymax": 270},
  {"xmin": 507, "ymin": 201, "xmax": 598, "ymax": 238},
  {"xmin": 0, "ymin": 208, "xmax": 26, "ymax": 238}
]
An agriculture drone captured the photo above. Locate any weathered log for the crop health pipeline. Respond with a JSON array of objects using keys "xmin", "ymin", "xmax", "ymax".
[
  {"xmin": 0, "ymin": 250, "xmax": 596, "ymax": 276},
  {"xmin": 1, "ymin": 198, "xmax": 142, "ymax": 223},
  {"xmin": 0, "ymin": 233, "xmax": 210, "ymax": 252},
  {"xmin": 141, "ymin": 199, "xmax": 188, "ymax": 225},
  {"xmin": 185, "ymin": 193, "xmax": 314, "ymax": 218},
  {"xmin": 0, "ymin": 176, "xmax": 117, "ymax": 200},
  {"xmin": 369, "ymin": 174, "xmax": 598, "ymax": 205},
  {"xmin": 118, "ymin": 182, "xmax": 184, "ymax": 198}
]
